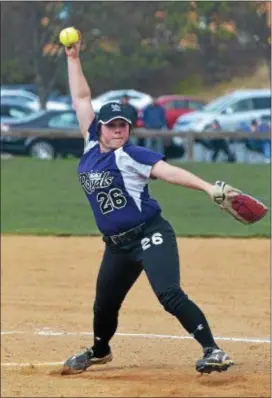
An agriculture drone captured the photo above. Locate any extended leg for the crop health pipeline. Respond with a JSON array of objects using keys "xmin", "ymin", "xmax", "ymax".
[
  {"xmin": 141, "ymin": 216, "xmax": 234, "ymax": 373},
  {"xmin": 63, "ymin": 245, "xmax": 142, "ymax": 374},
  {"xmin": 92, "ymin": 246, "xmax": 143, "ymax": 354}
]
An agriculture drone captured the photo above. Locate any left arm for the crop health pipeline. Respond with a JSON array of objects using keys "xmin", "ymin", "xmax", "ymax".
[
  {"xmin": 150, "ymin": 160, "xmax": 267, "ymax": 225},
  {"xmin": 151, "ymin": 160, "xmax": 213, "ymax": 197}
]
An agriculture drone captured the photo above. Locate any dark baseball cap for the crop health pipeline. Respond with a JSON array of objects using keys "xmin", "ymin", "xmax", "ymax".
[{"xmin": 97, "ymin": 102, "xmax": 132, "ymax": 125}]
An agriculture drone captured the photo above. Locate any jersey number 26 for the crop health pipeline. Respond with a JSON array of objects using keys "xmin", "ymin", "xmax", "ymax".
[{"xmin": 97, "ymin": 188, "xmax": 127, "ymax": 214}]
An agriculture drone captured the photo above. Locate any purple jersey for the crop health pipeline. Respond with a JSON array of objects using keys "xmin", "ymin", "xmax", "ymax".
[{"xmin": 77, "ymin": 119, "xmax": 164, "ymax": 236}]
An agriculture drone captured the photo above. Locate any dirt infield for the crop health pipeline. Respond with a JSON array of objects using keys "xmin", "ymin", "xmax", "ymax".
[{"xmin": 1, "ymin": 236, "xmax": 270, "ymax": 397}]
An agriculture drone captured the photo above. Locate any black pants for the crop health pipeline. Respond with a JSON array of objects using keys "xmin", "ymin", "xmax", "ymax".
[
  {"xmin": 197, "ymin": 139, "xmax": 236, "ymax": 162},
  {"xmin": 93, "ymin": 215, "xmax": 218, "ymax": 352},
  {"xmin": 210, "ymin": 139, "xmax": 236, "ymax": 162},
  {"xmin": 95, "ymin": 216, "xmax": 179, "ymax": 313}
]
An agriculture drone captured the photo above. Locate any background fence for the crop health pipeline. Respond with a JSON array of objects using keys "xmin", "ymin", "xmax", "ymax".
[{"xmin": 1, "ymin": 126, "xmax": 271, "ymax": 161}]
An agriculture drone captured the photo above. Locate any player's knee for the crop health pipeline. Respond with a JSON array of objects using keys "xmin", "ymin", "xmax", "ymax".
[
  {"xmin": 158, "ymin": 287, "xmax": 188, "ymax": 315},
  {"xmin": 93, "ymin": 300, "xmax": 120, "ymax": 318}
]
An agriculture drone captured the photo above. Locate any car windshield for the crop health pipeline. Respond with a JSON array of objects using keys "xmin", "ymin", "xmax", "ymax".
[
  {"xmin": 105, "ymin": 95, "xmax": 123, "ymax": 102},
  {"xmin": 1, "ymin": 95, "xmax": 36, "ymax": 104},
  {"xmin": 7, "ymin": 110, "xmax": 46, "ymax": 124},
  {"xmin": 203, "ymin": 94, "xmax": 235, "ymax": 112},
  {"xmin": 176, "ymin": 120, "xmax": 191, "ymax": 126}
]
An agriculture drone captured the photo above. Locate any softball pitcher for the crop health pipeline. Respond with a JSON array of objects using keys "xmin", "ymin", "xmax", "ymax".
[{"xmin": 61, "ymin": 33, "xmax": 235, "ymax": 376}]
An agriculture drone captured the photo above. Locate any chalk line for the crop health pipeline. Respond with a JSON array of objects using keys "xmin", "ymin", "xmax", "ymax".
[
  {"xmin": 1, "ymin": 329, "xmax": 270, "ymax": 368},
  {"xmin": 2, "ymin": 361, "xmax": 64, "ymax": 367},
  {"xmin": 1, "ymin": 329, "xmax": 270, "ymax": 344}
]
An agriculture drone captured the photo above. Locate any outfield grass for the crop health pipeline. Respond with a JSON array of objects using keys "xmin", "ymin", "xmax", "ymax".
[{"xmin": 1, "ymin": 158, "xmax": 270, "ymax": 237}]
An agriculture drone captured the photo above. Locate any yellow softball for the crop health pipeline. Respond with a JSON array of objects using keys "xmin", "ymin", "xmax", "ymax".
[{"xmin": 59, "ymin": 27, "xmax": 80, "ymax": 47}]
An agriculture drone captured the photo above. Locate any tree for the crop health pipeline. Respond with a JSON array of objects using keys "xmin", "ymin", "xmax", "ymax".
[
  {"xmin": 224, "ymin": 1, "xmax": 271, "ymax": 66},
  {"xmin": 1, "ymin": 1, "xmax": 70, "ymax": 107},
  {"xmin": 163, "ymin": 1, "xmax": 271, "ymax": 84},
  {"xmin": 1, "ymin": 1, "xmax": 270, "ymax": 98},
  {"xmin": 67, "ymin": 2, "xmax": 177, "ymax": 94}
]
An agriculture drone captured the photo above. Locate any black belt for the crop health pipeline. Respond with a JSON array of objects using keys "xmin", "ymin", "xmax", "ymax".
[
  {"xmin": 103, "ymin": 213, "xmax": 161, "ymax": 246},
  {"xmin": 103, "ymin": 223, "xmax": 145, "ymax": 245}
]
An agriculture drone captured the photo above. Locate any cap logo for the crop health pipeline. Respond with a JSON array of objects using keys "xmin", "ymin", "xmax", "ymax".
[{"xmin": 111, "ymin": 103, "xmax": 121, "ymax": 112}]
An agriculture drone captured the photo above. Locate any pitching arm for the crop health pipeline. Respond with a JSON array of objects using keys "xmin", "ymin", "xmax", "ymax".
[{"xmin": 65, "ymin": 39, "xmax": 95, "ymax": 140}]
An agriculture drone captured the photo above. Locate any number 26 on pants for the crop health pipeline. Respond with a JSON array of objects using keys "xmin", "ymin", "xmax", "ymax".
[{"xmin": 141, "ymin": 232, "xmax": 163, "ymax": 251}]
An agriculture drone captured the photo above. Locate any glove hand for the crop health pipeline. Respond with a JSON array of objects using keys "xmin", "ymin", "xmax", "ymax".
[{"xmin": 211, "ymin": 181, "xmax": 268, "ymax": 224}]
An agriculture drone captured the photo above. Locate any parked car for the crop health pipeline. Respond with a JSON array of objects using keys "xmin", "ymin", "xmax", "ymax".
[
  {"xmin": 91, "ymin": 89, "xmax": 153, "ymax": 112},
  {"xmin": 55, "ymin": 95, "xmax": 73, "ymax": 106},
  {"xmin": 0, "ymin": 89, "xmax": 71, "ymax": 111},
  {"xmin": 136, "ymin": 95, "xmax": 206, "ymax": 129},
  {"xmin": 1, "ymin": 83, "xmax": 61, "ymax": 99},
  {"xmin": 1, "ymin": 83, "xmax": 39, "ymax": 94},
  {"xmin": 172, "ymin": 89, "xmax": 271, "ymax": 132},
  {"xmin": 1, "ymin": 99, "xmax": 35, "ymax": 124},
  {"xmin": 0, "ymin": 110, "xmax": 83, "ymax": 159},
  {"xmin": 1, "ymin": 89, "xmax": 40, "ymax": 110}
]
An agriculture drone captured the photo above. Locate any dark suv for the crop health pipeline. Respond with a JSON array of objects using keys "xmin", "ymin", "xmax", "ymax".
[{"xmin": 1, "ymin": 110, "xmax": 84, "ymax": 159}]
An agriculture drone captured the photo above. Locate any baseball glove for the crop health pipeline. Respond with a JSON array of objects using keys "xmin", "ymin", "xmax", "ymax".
[{"xmin": 212, "ymin": 181, "xmax": 268, "ymax": 224}]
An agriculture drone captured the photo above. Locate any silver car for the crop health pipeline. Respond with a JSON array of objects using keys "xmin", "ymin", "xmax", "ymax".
[
  {"xmin": 173, "ymin": 89, "xmax": 271, "ymax": 133},
  {"xmin": 1, "ymin": 89, "xmax": 71, "ymax": 111}
]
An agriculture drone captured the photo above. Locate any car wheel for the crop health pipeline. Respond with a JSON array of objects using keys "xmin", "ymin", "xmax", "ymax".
[{"xmin": 28, "ymin": 141, "xmax": 56, "ymax": 160}]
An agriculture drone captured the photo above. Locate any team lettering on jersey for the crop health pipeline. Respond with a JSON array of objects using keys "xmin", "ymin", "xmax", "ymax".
[
  {"xmin": 79, "ymin": 171, "xmax": 114, "ymax": 194},
  {"xmin": 79, "ymin": 171, "xmax": 127, "ymax": 215}
]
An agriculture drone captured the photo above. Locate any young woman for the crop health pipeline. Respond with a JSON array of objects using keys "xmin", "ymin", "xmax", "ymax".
[{"xmin": 62, "ymin": 37, "xmax": 234, "ymax": 375}]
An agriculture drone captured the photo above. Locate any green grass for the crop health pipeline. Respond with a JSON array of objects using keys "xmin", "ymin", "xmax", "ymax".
[{"xmin": 1, "ymin": 158, "xmax": 270, "ymax": 237}]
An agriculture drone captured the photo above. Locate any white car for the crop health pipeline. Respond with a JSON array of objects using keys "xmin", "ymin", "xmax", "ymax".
[
  {"xmin": 172, "ymin": 89, "xmax": 271, "ymax": 133},
  {"xmin": 91, "ymin": 89, "xmax": 153, "ymax": 112},
  {"xmin": 0, "ymin": 89, "xmax": 71, "ymax": 111}
]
